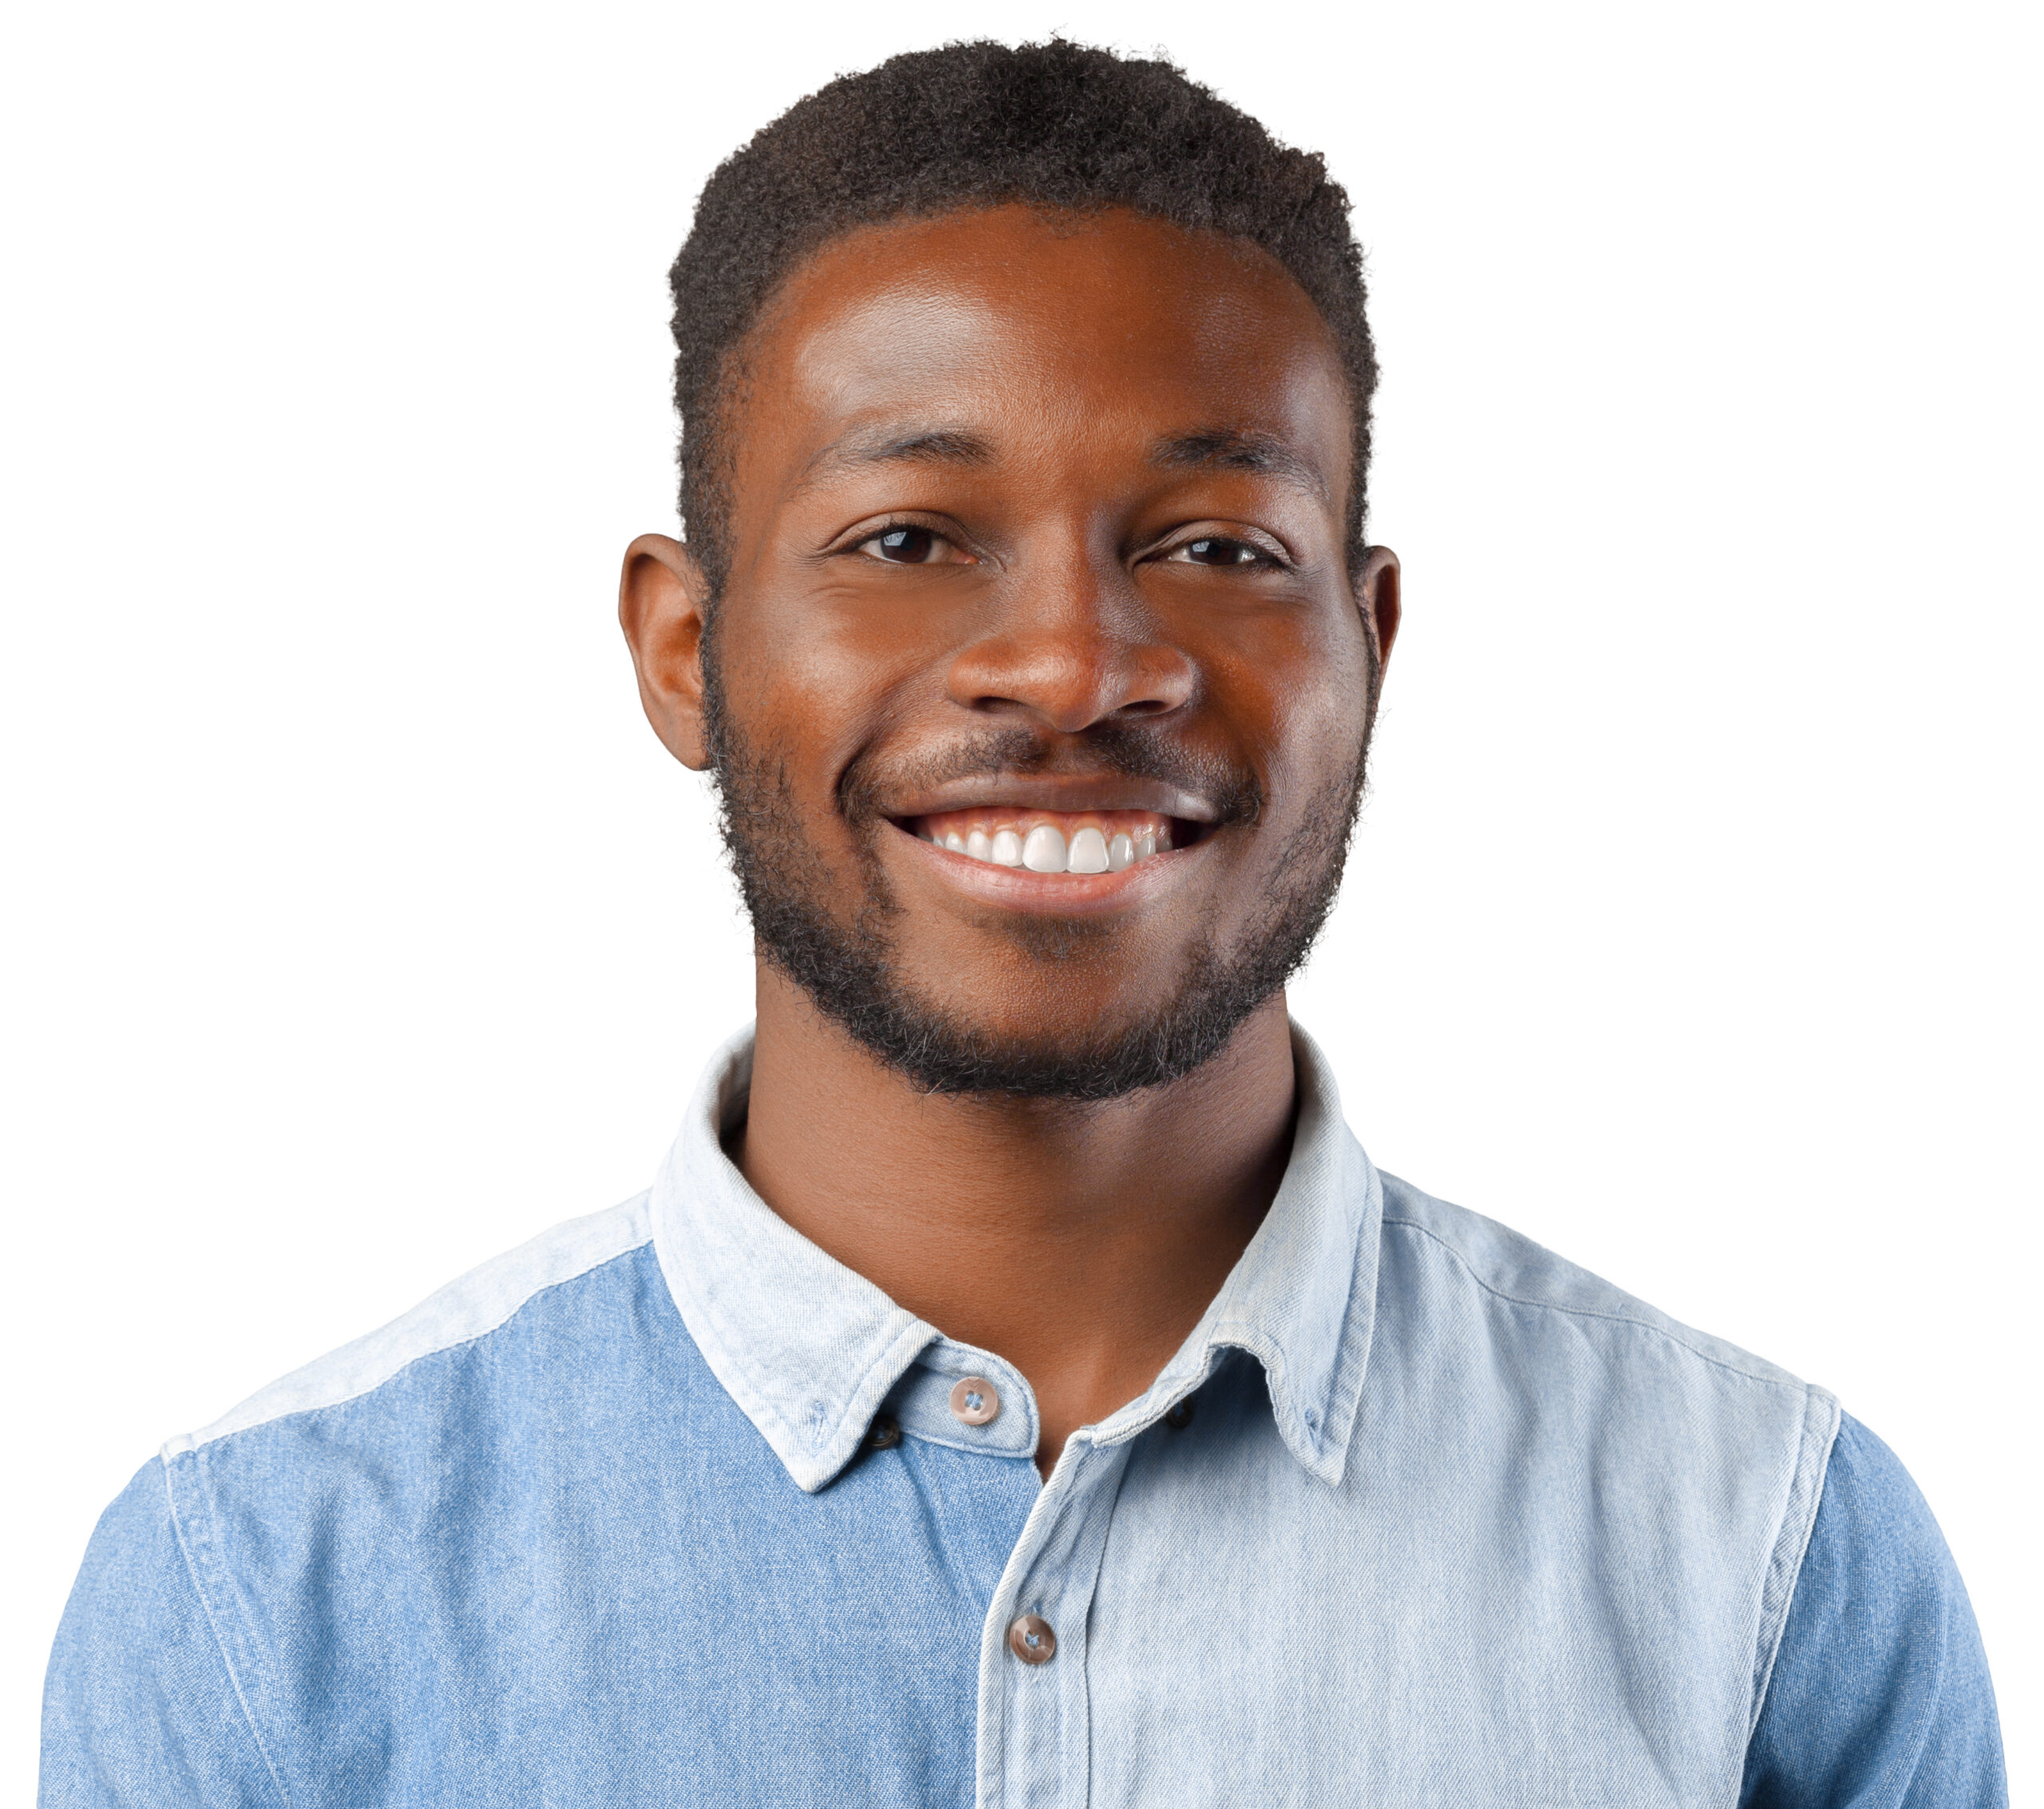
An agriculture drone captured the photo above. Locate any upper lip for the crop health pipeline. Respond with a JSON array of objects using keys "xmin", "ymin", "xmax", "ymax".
[{"xmin": 879, "ymin": 775, "xmax": 1220, "ymax": 821}]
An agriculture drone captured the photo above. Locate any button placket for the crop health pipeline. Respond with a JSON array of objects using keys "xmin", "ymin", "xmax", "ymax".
[{"xmin": 976, "ymin": 1433, "xmax": 1132, "ymax": 1807}]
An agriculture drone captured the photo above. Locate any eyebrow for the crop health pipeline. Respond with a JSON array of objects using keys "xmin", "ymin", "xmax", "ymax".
[
  {"xmin": 1150, "ymin": 428, "xmax": 1329, "ymax": 502},
  {"xmin": 791, "ymin": 420, "xmax": 1329, "ymax": 502},
  {"xmin": 794, "ymin": 424, "xmax": 996, "ymax": 493}
]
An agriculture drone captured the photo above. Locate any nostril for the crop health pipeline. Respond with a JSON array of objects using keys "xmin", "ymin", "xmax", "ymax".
[{"xmin": 945, "ymin": 630, "xmax": 1195, "ymax": 734}]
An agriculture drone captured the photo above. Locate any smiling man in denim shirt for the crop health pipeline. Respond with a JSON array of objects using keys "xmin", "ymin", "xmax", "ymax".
[{"xmin": 43, "ymin": 39, "xmax": 2005, "ymax": 1808}]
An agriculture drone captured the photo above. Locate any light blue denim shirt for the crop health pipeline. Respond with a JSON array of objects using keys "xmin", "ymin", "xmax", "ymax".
[{"xmin": 44, "ymin": 1025, "xmax": 2003, "ymax": 1806}]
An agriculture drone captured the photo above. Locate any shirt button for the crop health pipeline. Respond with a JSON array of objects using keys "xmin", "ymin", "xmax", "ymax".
[
  {"xmin": 864, "ymin": 1414, "xmax": 901, "ymax": 1451},
  {"xmin": 949, "ymin": 1376, "xmax": 1000, "ymax": 1426},
  {"xmin": 1165, "ymin": 1396, "xmax": 1196, "ymax": 1431},
  {"xmin": 1008, "ymin": 1613, "xmax": 1056, "ymax": 1665}
]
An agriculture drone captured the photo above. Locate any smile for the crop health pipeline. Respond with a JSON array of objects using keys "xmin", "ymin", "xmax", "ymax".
[{"xmin": 905, "ymin": 808, "xmax": 1185, "ymax": 875}]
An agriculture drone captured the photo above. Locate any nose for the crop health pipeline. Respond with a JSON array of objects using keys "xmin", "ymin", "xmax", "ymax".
[{"xmin": 945, "ymin": 568, "xmax": 1196, "ymax": 734}]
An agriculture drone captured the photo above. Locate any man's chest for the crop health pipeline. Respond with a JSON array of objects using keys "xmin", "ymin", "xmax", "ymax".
[{"xmin": 251, "ymin": 1374, "xmax": 1759, "ymax": 1807}]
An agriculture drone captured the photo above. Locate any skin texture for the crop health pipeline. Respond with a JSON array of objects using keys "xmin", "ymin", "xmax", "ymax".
[{"xmin": 620, "ymin": 205, "xmax": 1399, "ymax": 1475}]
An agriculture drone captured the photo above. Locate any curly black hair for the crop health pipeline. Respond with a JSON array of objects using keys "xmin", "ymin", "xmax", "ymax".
[{"xmin": 668, "ymin": 39, "xmax": 1376, "ymax": 597}]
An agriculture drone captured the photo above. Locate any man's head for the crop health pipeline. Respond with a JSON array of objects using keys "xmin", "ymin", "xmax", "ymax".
[
  {"xmin": 668, "ymin": 39, "xmax": 1380, "ymax": 601},
  {"xmin": 621, "ymin": 42, "xmax": 1400, "ymax": 1100}
]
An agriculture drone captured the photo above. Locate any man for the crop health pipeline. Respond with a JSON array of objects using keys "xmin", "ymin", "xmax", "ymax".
[{"xmin": 43, "ymin": 39, "xmax": 2003, "ymax": 1807}]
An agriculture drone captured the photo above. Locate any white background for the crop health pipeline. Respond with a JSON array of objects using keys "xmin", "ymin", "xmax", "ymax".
[{"xmin": 3, "ymin": 0, "xmax": 2037, "ymax": 1795}]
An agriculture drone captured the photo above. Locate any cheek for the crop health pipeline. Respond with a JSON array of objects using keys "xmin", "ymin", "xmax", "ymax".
[
  {"xmin": 1203, "ymin": 608, "xmax": 1373, "ymax": 806},
  {"xmin": 716, "ymin": 584, "xmax": 935, "ymax": 783}
]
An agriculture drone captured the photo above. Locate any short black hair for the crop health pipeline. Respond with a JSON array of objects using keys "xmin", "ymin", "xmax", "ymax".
[{"xmin": 668, "ymin": 39, "xmax": 1376, "ymax": 596}]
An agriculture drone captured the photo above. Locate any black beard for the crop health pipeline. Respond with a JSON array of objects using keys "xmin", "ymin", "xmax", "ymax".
[{"xmin": 700, "ymin": 644, "xmax": 1374, "ymax": 1102}]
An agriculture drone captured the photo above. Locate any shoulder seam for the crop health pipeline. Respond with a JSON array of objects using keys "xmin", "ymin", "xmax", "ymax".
[
  {"xmin": 164, "ymin": 1199, "xmax": 656, "ymax": 1457},
  {"xmin": 1380, "ymin": 1213, "xmax": 1801, "ymax": 1391},
  {"xmin": 159, "ymin": 1458, "xmax": 297, "ymax": 1809},
  {"xmin": 1747, "ymin": 1386, "xmax": 1842, "ymax": 1739}
]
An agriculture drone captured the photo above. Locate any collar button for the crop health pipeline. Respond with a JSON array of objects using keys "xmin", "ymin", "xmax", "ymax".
[{"xmin": 949, "ymin": 1376, "xmax": 1000, "ymax": 1427}]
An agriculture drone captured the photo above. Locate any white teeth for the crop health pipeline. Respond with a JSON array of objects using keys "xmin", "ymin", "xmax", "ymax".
[
  {"xmin": 1068, "ymin": 826, "xmax": 1110, "ymax": 873},
  {"xmin": 925, "ymin": 819, "xmax": 1176, "ymax": 873},
  {"xmin": 1021, "ymin": 825, "xmax": 1068, "ymax": 873}
]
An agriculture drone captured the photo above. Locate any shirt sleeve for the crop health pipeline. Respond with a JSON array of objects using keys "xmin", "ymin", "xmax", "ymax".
[
  {"xmin": 1741, "ymin": 1412, "xmax": 2006, "ymax": 1808},
  {"xmin": 40, "ymin": 1458, "xmax": 287, "ymax": 1809}
]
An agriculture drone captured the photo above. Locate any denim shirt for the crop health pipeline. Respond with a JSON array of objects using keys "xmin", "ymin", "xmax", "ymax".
[{"xmin": 43, "ymin": 1025, "xmax": 2003, "ymax": 1805}]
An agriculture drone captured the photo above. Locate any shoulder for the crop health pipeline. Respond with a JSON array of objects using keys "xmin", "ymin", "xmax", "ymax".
[
  {"xmin": 1376, "ymin": 1170, "xmax": 1817, "ymax": 1397},
  {"xmin": 44, "ymin": 1456, "xmax": 294, "ymax": 1803},
  {"xmin": 93, "ymin": 1193, "xmax": 756, "ymax": 1756},
  {"xmin": 46, "ymin": 1194, "xmax": 763, "ymax": 1797},
  {"xmin": 1366, "ymin": 1172, "xmax": 1844, "ymax": 1744},
  {"xmin": 1799, "ymin": 1414, "xmax": 1954, "ymax": 1586},
  {"xmin": 1371, "ymin": 1172, "xmax": 1836, "ymax": 1634},
  {"xmin": 164, "ymin": 1192, "xmax": 665, "ymax": 1463},
  {"xmin": 1742, "ymin": 1414, "xmax": 2007, "ymax": 1806}
]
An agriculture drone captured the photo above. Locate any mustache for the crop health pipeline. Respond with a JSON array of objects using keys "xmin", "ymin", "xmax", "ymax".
[{"xmin": 838, "ymin": 723, "xmax": 1266, "ymax": 829}]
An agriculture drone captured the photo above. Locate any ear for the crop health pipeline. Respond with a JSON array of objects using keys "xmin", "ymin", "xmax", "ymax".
[
  {"xmin": 619, "ymin": 533, "xmax": 714, "ymax": 770},
  {"xmin": 1355, "ymin": 545, "xmax": 1402, "ymax": 674}
]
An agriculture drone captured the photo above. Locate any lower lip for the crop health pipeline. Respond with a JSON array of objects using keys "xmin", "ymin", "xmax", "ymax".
[{"xmin": 886, "ymin": 821, "xmax": 1203, "ymax": 915}]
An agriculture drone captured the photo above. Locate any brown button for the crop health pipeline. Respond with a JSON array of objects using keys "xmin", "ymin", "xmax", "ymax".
[
  {"xmin": 949, "ymin": 1376, "xmax": 1000, "ymax": 1426},
  {"xmin": 865, "ymin": 1415, "xmax": 901, "ymax": 1451},
  {"xmin": 1008, "ymin": 1613, "xmax": 1056, "ymax": 1665},
  {"xmin": 1164, "ymin": 1397, "xmax": 1196, "ymax": 1431}
]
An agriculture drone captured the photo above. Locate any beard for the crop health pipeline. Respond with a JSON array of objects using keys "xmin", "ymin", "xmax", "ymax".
[{"xmin": 700, "ymin": 639, "xmax": 1376, "ymax": 1102}]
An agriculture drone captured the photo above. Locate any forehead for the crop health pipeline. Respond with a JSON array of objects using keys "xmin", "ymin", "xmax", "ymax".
[{"xmin": 733, "ymin": 204, "xmax": 1353, "ymax": 493}]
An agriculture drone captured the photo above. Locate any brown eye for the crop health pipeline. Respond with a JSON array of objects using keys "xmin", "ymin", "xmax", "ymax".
[
  {"xmin": 863, "ymin": 526, "xmax": 948, "ymax": 563},
  {"xmin": 1176, "ymin": 536, "xmax": 1268, "ymax": 567}
]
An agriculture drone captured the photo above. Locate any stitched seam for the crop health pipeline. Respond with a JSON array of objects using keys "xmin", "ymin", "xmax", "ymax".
[
  {"xmin": 1064, "ymin": 1439, "xmax": 1133, "ymax": 1803},
  {"xmin": 1748, "ymin": 1386, "xmax": 1840, "ymax": 1737},
  {"xmin": 1382, "ymin": 1216, "xmax": 1803, "ymax": 1391},
  {"xmin": 169, "ymin": 1221, "xmax": 656, "ymax": 1456},
  {"xmin": 160, "ymin": 1460, "xmax": 296, "ymax": 1809},
  {"xmin": 1315, "ymin": 1177, "xmax": 1377, "ymax": 1469}
]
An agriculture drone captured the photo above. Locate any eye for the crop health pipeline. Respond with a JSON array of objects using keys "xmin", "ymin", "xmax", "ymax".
[
  {"xmin": 1166, "ymin": 535, "xmax": 1281, "ymax": 568},
  {"xmin": 855, "ymin": 525, "xmax": 970, "ymax": 564}
]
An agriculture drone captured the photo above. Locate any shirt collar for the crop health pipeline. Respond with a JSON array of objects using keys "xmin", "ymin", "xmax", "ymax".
[{"xmin": 650, "ymin": 1021, "xmax": 1383, "ymax": 1493}]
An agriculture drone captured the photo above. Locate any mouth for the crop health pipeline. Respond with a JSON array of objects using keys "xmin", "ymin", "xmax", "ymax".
[
  {"xmin": 871, "ymin": 770, "xmax": 1230, "ymax": 912},
  {"xmin": 897, "ymin": 806, "xmax": 1202, "ymax": 875}
]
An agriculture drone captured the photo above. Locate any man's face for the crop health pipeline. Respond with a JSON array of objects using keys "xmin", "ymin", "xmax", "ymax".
[{"xmin": 629, "ymin": 204, "xmax": 1398, "ymax": 1098}]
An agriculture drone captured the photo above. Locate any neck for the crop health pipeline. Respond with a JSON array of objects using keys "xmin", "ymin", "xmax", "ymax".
[{"xmin": 733, "ymin": 966, "xmax": 1298, "ymax": 1478}]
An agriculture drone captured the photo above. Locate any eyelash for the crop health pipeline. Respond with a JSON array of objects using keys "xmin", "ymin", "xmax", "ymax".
[
  {"xmin": 839, "ymin": 519, "xmax": 968, "ymax": 566},
  {"xmin": 1161, "ymin": 534, "xmax": 1288, "ymax": 570}
]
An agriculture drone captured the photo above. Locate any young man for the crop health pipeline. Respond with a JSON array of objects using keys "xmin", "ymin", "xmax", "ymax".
[{"xmin": 44, "ymin": 40, "xmax": 2003, "ymax": 1808}]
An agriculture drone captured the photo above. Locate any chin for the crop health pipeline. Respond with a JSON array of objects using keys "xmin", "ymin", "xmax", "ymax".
[{"xmin": 822, "ymin": 972, "xmax": 1279, "ymax": 1103}]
